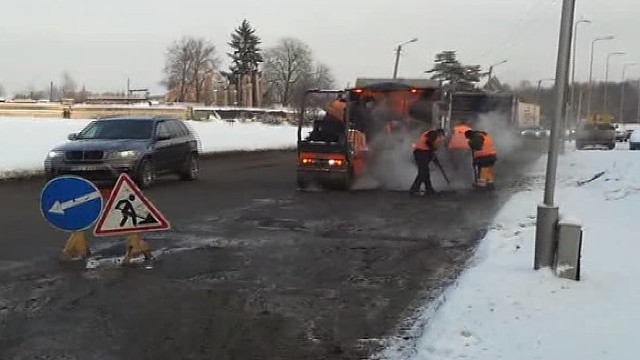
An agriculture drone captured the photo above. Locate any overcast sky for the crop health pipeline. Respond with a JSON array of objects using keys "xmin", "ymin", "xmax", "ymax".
[{"xmin": 1, "ymin": 0, "xmax": 639, "ymax": 95}]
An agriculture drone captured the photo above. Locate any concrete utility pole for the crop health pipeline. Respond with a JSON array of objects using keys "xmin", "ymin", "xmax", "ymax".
[
  {"xmin": 537, "ymin": 78, "xmax": 555, "ymax": 106},
  {"xmin": 603, "ymin": 51, "xmax": 625, "ymax": 115},
  {"xmin": 637, "ymin": 79, "xmax": 640, "ymax": 121},
  {"xmin": 586, "ymin": 35, "xmax": 615, "ymax": 119},
  {"xmin": 392, "ymin": 38, "xmax": 418, "ymax": 79},
  {"xmin": 486, "ymin": 60, "xmax": 508, "ymax": 89},
  {"xmin": 534, "ymin": 0, "xmax": 576, "ymax": 270},
  {"xmin": 619, "ymin": 63, "xmax": 638, "ymax": 122}
]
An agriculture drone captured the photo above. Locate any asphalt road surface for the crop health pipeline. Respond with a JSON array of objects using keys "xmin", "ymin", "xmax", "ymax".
[{"xmin": 0, "ymin": 143, "xmax": 545, "ymax": 360}]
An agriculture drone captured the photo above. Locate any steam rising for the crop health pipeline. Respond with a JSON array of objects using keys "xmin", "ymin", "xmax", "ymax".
[{"xmin": 352, "ymin": 108, "xmax": 524, "ymax": 192}]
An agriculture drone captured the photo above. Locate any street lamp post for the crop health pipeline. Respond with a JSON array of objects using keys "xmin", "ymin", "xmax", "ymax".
[
  {"xmin": 603, "ymin": 51, "xmax": 625, "ymax": 114},
  {"xmin": 619, "ymin": 63, "xmax": 638, "ymax": 122},
  {"xmin": 486, "ymin": 60, "xmax": 508, "ymax": 89},
  {"xmin": 586, "ymin": 35, "xmax": 615, "ymax": 119},
  {"xmin": 537, "ymin": 78, "xmax": 555, "ymax": 106},
  {"xmin": 534, "ymin": 0, "xmax": 576, "ymax": 270},
  {"xmin": 392, "ymin": 38, "xmax": 418, "ymax": 79},
  {"xmin": 570, "ymin": 19, "xmax": 591, "ymax": 122}
]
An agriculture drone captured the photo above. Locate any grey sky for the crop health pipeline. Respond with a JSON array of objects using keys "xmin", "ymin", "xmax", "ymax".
[{"xmin": 1, "ymin": 0, "xmax": 638, "ymax": 95}]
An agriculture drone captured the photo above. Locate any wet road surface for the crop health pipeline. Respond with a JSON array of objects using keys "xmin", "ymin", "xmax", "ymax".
[{"xmin": 0, "ymin": 144, "xmax": 545, "ymax": 359}]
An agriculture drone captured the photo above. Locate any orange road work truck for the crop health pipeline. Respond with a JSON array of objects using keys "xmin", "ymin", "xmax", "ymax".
[{"xmin": 296, "ymin": 79, "xmax": 441, "ymax": 190}]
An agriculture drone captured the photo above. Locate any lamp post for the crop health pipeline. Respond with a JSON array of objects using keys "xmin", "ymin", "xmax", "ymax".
[
  {"xmin": 486, "ymin": 59, "xmax": 508, "ymax": 89},
  {"xmin": 392, "ymin": 38, "xmax": 418, "ymax": 79},
  {"xmin": 537, "ymin": 78, "xmax": 555, "ymax": 105},
  {"xmin": 586, "ymin": 35, "xmax": 615, "ymax": 119},
  {"xmin": 570, "ymin": 19, "xmax": 591, "ymax": 122},
  {"xmin": 603, "ymin": 51, "xmax": 625, "ymax": 114},
  {"xmin": 619, "ymin": 63, "xmax": 638, "ymax": 122},
  {"xmin": 534, "ymin": 0, "xmax": 576, "ymax": 270}
]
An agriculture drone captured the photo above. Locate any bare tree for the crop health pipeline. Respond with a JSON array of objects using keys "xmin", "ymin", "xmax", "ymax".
[
  {"xmin": 61, "ymin": 72, "xmax": 77, "ymax": 99},
  {"xmin": 164, "ymin": 37, "xmax": 194, "ymax": 102},
  {"xmin": 188, "ymin": 38, "xmax": 218, "ymax": 103},
  {"xmin": 292, "ymin": 62, "xmax": 337, "ymax": 108},
  {"xmin": 163, "ymin": 37, "xmax": 218, "ymax": 103},
  {"xmin": 263, "ymin": 37, "xmax": 313, "ymax": 106}
]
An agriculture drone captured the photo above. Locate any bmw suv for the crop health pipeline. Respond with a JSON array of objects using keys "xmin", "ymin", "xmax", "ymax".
[{"xmin": 45, "ymin": 117, "xmax": 200, "ymax": 188}]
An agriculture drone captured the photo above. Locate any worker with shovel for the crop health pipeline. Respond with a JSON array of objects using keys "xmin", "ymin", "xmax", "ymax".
[{"xmin": 409, "ymin": 128, "xmax": 447, "ymax": 196}]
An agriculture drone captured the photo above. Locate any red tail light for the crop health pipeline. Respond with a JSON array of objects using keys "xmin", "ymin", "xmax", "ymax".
[{"xmin": 328, "ymin": 159, "xmax": 344, "ymax": 166}]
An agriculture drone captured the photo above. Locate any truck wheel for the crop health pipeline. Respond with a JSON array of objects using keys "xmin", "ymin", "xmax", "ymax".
[{"xmin": 296, "ymin": 174, "xmax": 309, "ymax": 189}]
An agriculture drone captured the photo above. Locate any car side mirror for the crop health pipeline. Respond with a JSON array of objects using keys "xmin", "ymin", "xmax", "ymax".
[
  {"xmin": 156, "ymin": 134, "xmax": 171, "ymax": 141},
  {"xmin": 68, "ymin": 133, "xmax": 77, "ymax": 141}
]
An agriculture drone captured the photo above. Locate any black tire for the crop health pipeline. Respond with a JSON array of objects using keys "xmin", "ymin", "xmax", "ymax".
[
  {"xmin": 180, "ymin": 152, "xmax": 199, "ymax": 181},
  {"xmin": 575, "ymin": 142, "xmax": 584, "ymax": 150},
  {"xmin": 136, "ymin": 158, "xmax": 155, "ymax": 189},
  {"xmin": 607, "ymin": 143, "xmax": 615, "ymax": 150},
  {"xmin": 338, "ymin": 167, "xmax": 354, "ymax": 191}
]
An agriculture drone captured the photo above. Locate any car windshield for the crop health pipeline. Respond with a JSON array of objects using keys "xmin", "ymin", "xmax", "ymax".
[{"xmin": 76, "ymin": 119, "xmax": 154, "ymax": 140}]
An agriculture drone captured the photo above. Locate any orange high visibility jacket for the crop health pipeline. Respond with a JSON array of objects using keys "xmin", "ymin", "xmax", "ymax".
[
  {"xmin": 473, "ymin": 132, "xmax": 497, "ymax": 158},
  {"xmin": 412, "ymin": 130, "xmax": 442, "ymax": 151},
  {"xmin": 448, "ymin": 124, "xmax": 473, "ymax": 149}
]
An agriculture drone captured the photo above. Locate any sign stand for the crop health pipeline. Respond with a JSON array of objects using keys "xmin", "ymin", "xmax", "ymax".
[
  {"xmin": 94, "ymin": 173, "xmax": 170, "ymax": 265},
  {"xmin": 61, "ymin": 231, "xmax": 90, "ymax": 260},
  {"xmin": 124, "ymin": 234, "xmax": 153, "ymax": 263}
]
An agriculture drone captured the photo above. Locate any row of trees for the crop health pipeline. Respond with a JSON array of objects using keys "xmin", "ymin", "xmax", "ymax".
[{"xmin": 162, "ymin": 20, "xmax": 335, "ymax": 107}]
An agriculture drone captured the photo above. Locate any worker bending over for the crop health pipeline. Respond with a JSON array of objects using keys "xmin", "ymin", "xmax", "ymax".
[
  {"xmin": 446, "ymin": 120, "xmax": 474, "ymax": 187},
  {"xmin": 465, "ymin": 130, "xmax": 497, "ymax": 189},
  {"xmin": 410, "ymin": 128, "xmax": 445, "ymax": 196}
]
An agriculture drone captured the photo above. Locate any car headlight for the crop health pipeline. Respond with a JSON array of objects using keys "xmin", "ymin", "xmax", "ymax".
[
  {"xmin": 47, "ymin": 151, "xmax": 63, "ymax": 158},
  {"xmin": 110, "ymin": 150, "xmax": 139, "ymax": 159}
]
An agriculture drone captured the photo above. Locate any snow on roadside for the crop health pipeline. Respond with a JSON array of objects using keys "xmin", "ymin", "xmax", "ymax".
[
  {"xmin": 379, "ymin": 142, "xmax": 640, "ymax": 360},
  {"xmin": 0, "ymin": 117, "xmax": 305, "ymax": 178}
]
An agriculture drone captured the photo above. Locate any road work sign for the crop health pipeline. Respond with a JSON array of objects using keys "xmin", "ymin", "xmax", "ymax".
[
  {"xmin": 94, "ymin": 173, "xmax": 169, "ymax": 236},
  {"xmin": 40, "ymin": 175, "xmax": 104, "ymax": 232}
]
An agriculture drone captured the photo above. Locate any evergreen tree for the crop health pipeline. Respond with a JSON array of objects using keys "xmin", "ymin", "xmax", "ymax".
[
  {"xmin": 426, "ymin": 51, "xmax": 482, "ymax": 91},
  {"xmin": 227, "ymin": 20, "xmax": 263, "ymax": 105}
]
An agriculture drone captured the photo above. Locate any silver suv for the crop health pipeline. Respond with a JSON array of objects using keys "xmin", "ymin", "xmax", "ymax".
[{"xmin": 44, "ymin": 117, "xmax": 200, "ymax": 188}]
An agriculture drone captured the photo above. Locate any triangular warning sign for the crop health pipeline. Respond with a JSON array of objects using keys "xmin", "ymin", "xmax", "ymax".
[{"xmin": 94, "ymin": 173, "xmax": 170, "ymax": 236}]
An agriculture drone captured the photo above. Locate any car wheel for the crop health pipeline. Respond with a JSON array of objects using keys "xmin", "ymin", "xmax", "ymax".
[
  {"xmin": 608, "ymin": 143, "xmax": 615, "ymax": 150},
  {"xmin": 575, "ymin": 142, "xmax": 583, "ymax": 150},
  {"xmin": 181, "ymin": 152, "xmax": 199, "ymax": 181},
  {"xmin": 136, "ymin": 158, "xmax": 155, "ymax": 189}
]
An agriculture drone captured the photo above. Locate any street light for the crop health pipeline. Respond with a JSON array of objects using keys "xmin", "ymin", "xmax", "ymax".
[
  {"xmin": 586, "ymin": 35, "xmax": 615, "ymax": 119},
  {"xmin": 534, "ymin": 0, "xmax": 576, "ymax": 270},
  {"xmin": 537, "ymin": 78, "xmax": 555, "ymax": 105},
  {"xmin": 619, "ymin": 62, "xmax": 638, "ymax": 122},
  {"xmin": 603, "ymin": 51, "xmax": 625, "ymax": 114},
  {"xmin": 486, "ymin": 59, "xmax": 508, "ymax": 88},
  {"xmin": 392, "ymin": 38, "xmax": 418, "ymax": 79},
  {"xmin": 569, "ymin": 19, "xmax": 591, "ymax": 127}
]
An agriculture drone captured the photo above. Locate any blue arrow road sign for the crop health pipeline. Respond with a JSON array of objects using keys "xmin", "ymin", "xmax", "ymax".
[{"xmin": 40, "ymin": 175, "xmax": 104, "ymax": 232}]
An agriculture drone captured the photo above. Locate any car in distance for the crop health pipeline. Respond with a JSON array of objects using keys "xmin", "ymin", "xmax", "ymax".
[
  {"xmin": 575, "ymin": 121, "xmax": 616, "ymax": 150},
  {"xmin": 45, "ymin": 117, "xmax": 200, "ymax": 188},
  {"xmin": 629, "ymin": 130, "xmax": 640, "ymax": 150}
]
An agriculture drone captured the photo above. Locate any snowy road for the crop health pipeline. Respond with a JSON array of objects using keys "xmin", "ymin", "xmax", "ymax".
[{"xmin": 0, "ymin": 144, "xmax": 544, "ymax": 359}]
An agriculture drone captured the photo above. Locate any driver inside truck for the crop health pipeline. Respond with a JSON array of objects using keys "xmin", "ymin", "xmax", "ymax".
[{"xmin": 307, "ymin": 99, "xmax": 346, "ymax": 143}]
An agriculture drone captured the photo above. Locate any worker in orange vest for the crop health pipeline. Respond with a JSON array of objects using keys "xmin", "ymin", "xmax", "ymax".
[
  {"xmin": 410, "ymin": 128, "xmax": 446, "ymax": 196},
  {"xmin": 446, "ymin": 120, "xmax": 475, "ymax": 186},
  {"xmin": 465, "ymin": 130, "xmax": 498, "ymax": 189}
]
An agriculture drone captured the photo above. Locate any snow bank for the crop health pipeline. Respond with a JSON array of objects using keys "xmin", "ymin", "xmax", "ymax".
[
  {"xmin": 0, "ymin": 117, "xmax": 304, "ymax": 178},
  {"xmin": 380, "ymin": 142, "xmax": 640, "ymax": 360}
]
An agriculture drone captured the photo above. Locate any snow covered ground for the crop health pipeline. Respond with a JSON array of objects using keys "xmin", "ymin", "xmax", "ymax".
[
  {"xmin": 0, "ymin": 117, "xmax": 304, "ymax": 178},
  {"xmin": 380, "ymin": 142, "xmax": 640, "ymax": 360}
]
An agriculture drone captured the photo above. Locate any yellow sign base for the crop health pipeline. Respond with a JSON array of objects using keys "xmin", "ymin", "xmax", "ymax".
[
  {"xmin": 123, "ymin": 234, "xmax": 153, "ymax": 264},
  {"xmin": 60, "ymin": 231, "xmax": 90, "ymax": 260}
]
